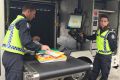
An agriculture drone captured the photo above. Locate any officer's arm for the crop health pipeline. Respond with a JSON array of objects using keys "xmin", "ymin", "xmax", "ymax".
[
  {"xmin": 84, "ymin": 34, "xmax": 96, "ymax": 40},
  {"xmin": 18, "ymin": 21, "xmax": 40, "ymax": 51},
  {"xmin": 107, "ymin": 32, "xmax": 117, "ymax": 52}
]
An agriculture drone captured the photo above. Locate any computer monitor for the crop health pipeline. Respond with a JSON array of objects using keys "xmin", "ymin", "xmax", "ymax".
[{"xmin": 68, "ymin": 15, "xmax": 82, "ymax": 28}]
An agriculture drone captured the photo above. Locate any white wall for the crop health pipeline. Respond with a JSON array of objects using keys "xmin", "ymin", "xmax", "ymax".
[{"xmin": 0, "ymin": 0, "xmax": 5, "ymax": 80}]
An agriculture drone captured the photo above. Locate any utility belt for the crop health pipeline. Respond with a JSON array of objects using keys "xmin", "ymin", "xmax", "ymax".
[{"xmin": 3, "ymin": 51, "xmax": 24, "ymax": 56}]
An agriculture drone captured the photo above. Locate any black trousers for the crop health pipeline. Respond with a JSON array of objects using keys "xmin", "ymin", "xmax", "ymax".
[
  {"xmin": 2, "ymin": 51, "xmax": 24, "ymax": 80},
  {"xmin": 89, "ymin": 53, "xmax": 112, "ymax": 80}
]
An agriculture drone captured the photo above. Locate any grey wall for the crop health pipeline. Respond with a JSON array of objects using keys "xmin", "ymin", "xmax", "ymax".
[
  {"xmin": 57, "ymin": 0, "xmax": 93, "ymax": 50},
  {"xmin": 107, "ymin": 0, "xmax": 118, "ymax": 30},
  {"xmin": 57, "ymin": 0, "xmax": 78, "ymax": 49}
]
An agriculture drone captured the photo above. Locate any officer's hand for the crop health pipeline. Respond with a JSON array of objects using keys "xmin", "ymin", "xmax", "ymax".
[
  {"xmin": 41, "ymin": 45, "xmax": 50, "ymax": 51},
  {"xmin": 80, "ymin": 32, "xmax": 84, "ymax": 38}
]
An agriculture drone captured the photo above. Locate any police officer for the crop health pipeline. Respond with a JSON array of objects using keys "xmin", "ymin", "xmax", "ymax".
[
  {"xmin": 1, "ymin": 4, "xmax": 50, "ymax": 80},
  {"xmin": 81, "ymin": 15, "xmax": 117, "ymax": 80}
]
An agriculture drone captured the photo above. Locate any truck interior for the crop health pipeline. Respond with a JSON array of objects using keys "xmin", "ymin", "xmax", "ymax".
[{"xmin": 1, "ymin": 0, "xmax": 120, "ymax": 80}]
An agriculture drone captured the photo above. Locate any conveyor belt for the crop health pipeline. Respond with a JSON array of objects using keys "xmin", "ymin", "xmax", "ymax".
[{"xmin": 24, "ymin": 55, "xmax": 92, "ymax": 80}]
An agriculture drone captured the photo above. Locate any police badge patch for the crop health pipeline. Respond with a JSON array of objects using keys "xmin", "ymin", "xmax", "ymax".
[
  {"xmin": 111, "ymin": 34, "xmax": 115, "ymax": 39},
  {"xmin": 27, "ymin": 23, "xmax": 30, "ymax": 29}
]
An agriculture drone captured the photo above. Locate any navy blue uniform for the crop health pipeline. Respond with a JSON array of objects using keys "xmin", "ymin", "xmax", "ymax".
[
  {"xmin": 2, "ymin": 15, "xmax": 40, "ymax": 80},
  {"xmin": 85, "ymin": 28, "xmax": 117, "ymax": 80}
]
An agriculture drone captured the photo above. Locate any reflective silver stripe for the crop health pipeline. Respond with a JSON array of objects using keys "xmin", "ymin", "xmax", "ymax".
[
  {"xmin": 104, "ymin": 31, "xmax": 109, "ymax": 51},
  {"xmin": 8, "ymin": 24, "xmax": 14, "ymax": 45},
  {"xmin": 2, "ymin": 44, "xmax": 25, "ymax": 52},
  {"xmin": 98, "ymin": 50, "xmax": 111, "ymax": 53}
]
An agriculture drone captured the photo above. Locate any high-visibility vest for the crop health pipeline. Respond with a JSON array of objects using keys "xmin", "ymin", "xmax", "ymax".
[
  {"xmin": 1, "ymin": 15, "xmax": 27, "ymax": 55},
  {"xmin": 96, "ymin": 29, "xmax": 112, "ymax": 55}
]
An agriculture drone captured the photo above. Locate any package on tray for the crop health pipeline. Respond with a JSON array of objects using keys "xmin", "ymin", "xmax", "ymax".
[{"xmin": 35, "ymin": 49, "xmax": 67, "ymax": 63}]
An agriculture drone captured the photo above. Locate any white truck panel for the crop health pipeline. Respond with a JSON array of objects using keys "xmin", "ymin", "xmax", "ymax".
[{"xmin": 0, "ymin": 0, "xmax": 5, "ymax": 80}]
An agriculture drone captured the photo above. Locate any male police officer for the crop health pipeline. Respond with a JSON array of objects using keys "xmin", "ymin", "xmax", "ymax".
[
  {"xmin": 81, "ymin": 15, "xmax": 117, "ymax": 80},
  {"xmin": 1, "ymin": 4, "xmax": 50, "ymax": 80}
]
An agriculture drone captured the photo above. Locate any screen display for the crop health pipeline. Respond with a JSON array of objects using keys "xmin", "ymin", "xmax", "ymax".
[{"xmin": 68, "ymin": 15, "xmax": 82, "ymax": 28}]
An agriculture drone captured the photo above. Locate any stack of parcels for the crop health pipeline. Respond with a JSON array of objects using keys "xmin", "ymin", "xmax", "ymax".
[{"xmin": 35, "ymin": 49, "xmax": 67, "ymax": 63}]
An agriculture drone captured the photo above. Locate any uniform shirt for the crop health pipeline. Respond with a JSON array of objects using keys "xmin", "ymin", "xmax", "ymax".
[
  {"xmin": 84, "ymin": 28, "xmax": 117, "ymax": 52},
  {"xmin": 15, "ymin": 14, "xmax": 40, "ymax": 51}
]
